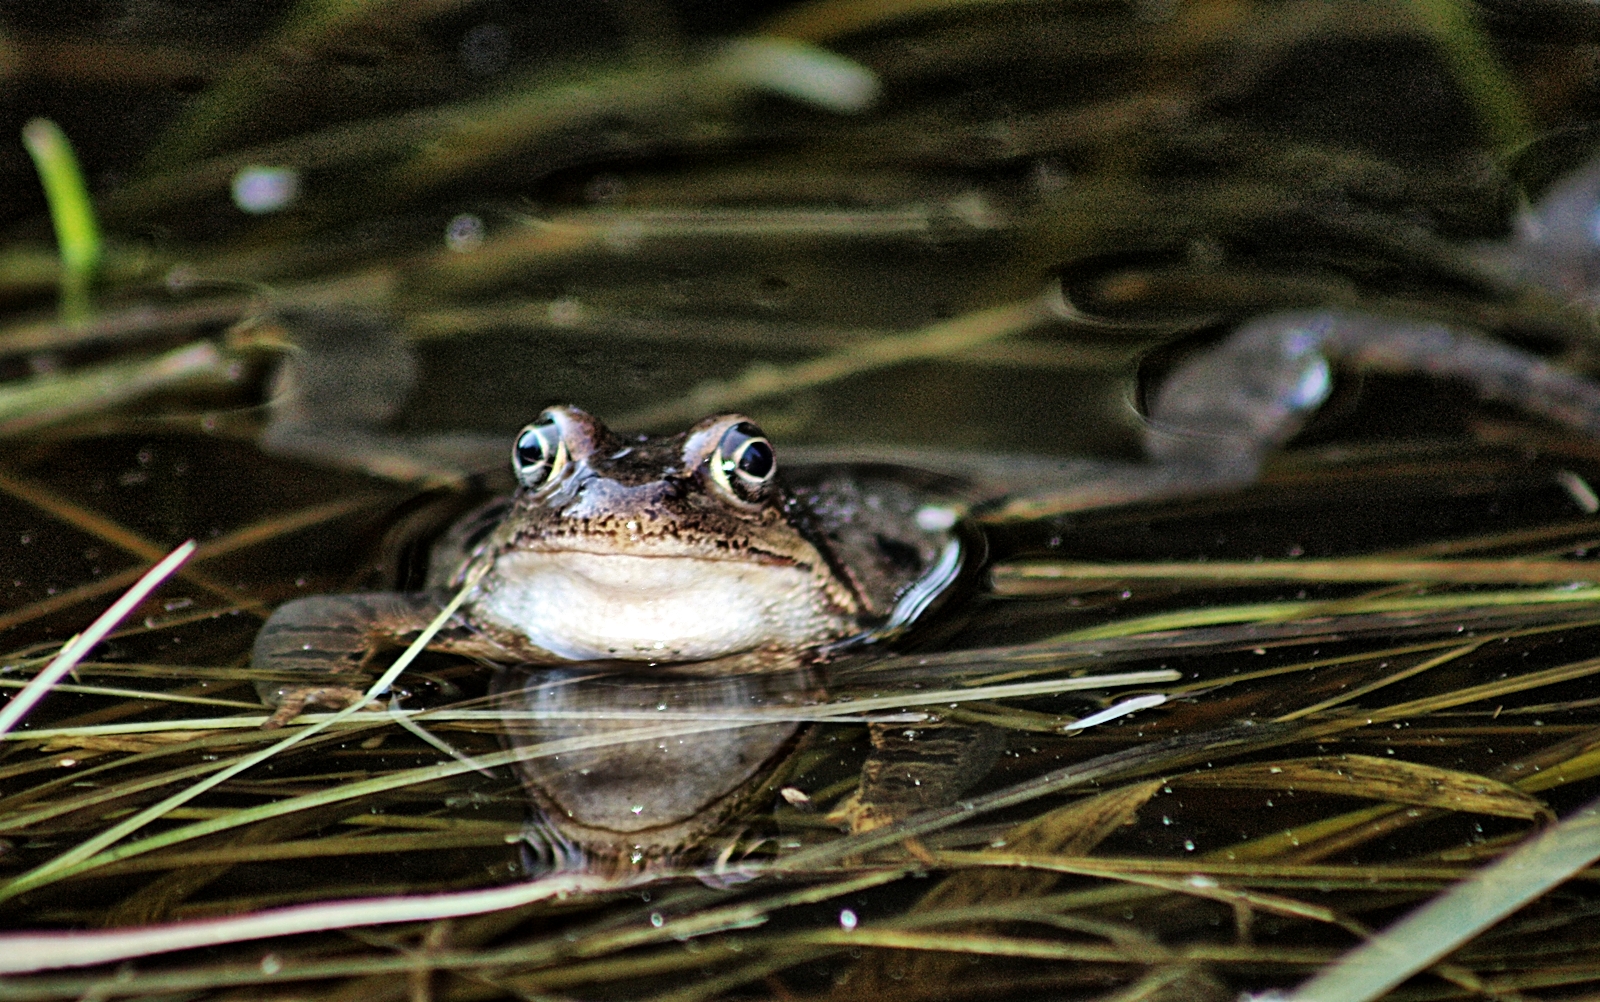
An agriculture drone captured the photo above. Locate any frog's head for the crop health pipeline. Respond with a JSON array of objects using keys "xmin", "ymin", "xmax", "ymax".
[{"xmin": 471, "ymin": 406, "xmax": 862, "ymax": 663}]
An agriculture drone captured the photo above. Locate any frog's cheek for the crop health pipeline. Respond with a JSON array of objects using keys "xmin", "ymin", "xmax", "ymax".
[{"xmin": 473, "ymin": 552, "xmax": 851, "ymax": 662}]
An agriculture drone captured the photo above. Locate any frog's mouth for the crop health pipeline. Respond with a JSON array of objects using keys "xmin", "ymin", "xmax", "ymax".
[{"xmin": 473, "ymin": 549, "xmax": 857, "ymax": 662}]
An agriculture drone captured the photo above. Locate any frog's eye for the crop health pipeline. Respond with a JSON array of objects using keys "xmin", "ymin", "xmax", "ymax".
[
  {"xmin": 512, "ymin": 413, "xmax": 569, "ymax": 489},
  {"xmin": 709, "ymin": 421, "xmax": 776, "ymax": 502}
]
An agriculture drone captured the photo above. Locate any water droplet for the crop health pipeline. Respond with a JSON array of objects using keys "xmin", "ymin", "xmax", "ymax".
[
  {"xmin": 839, "ymin": 909, "xmax": 858, "ymax": 931},
  {"xmin": 650, "ymin": 912, "xmax": 664, "ymax": 928}
]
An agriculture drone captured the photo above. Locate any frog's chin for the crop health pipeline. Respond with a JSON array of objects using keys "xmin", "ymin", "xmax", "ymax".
[{"xmin": 472, "ymin": 550, "xmax": 854, "ymax": 663}]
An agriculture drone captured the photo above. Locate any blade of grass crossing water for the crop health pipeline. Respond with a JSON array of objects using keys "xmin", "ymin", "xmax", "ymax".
[
  {"xmin": 0, "ymin": 540, "xmax": 195, "ymax": 738},
  {"xmin": 0, "ymin": 559, "xmax": 489, "ymax": 903},
  {"xmin": 1284, "ymin": 791, "xmax": 1600, "ymax": 1002}
]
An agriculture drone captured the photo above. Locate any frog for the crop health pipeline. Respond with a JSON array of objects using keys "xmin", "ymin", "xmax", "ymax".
[
  {"xmin": 251, "ymin": 304, "xmax": 1600, "ymax": 874},
  {"xmin": 253, "ymin": 405, "xmax": 975, "ymax": 711}
]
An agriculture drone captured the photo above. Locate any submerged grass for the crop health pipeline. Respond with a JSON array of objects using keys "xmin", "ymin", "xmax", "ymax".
[{"xmin": 11, "ymin": 534, "xmax": 1600, "ymax": 995}]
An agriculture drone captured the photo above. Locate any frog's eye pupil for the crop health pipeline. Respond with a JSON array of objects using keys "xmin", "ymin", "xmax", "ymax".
[
  {"xmin": 515, "ymin": 429, "xmax": 546, "ymax": 467},
  {"xmin": 513, "ymin": 415, "xmax": 566, "ymax": 487},
  {"xmin": 709, "ymin": 421, "xmax": 776, "ymax": 501},
  {"xmin": 736, "ymin": 439, "xmax": 774, "ymax": 479}
]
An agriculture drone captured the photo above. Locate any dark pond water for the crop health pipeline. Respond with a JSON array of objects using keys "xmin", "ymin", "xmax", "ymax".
[{"xmin": 6, "ymin": 3, "xmax": 1600, "ymax": 1001}]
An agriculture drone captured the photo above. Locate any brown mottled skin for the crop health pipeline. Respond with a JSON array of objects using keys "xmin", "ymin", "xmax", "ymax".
[
  {"xmin": 425, "ymin": 411, "xmax": 867, "ymax": 661},
  {"xmin": 458, "ymin": 412, "xmax": 853, "ymax": 587},
  {"xmin": 254, "ymin": 408, "xmax": 959, "ymax": 701}
]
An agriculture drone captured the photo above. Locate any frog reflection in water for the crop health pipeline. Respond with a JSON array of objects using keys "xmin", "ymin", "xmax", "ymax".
[{"xmin": 254, "ymin": 307, "xmax": 1600, "ymax": 873}]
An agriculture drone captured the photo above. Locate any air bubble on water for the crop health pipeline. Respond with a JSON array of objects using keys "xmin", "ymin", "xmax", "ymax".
[
  {"xmin": 446, "ymin": 214, "xmax": 485, "ymax": 252},
  {"xmin": 839, "ymin": 909, "xmax": 858, "ymax": 931},
  {"xmin": 650, "ymin": 912, "xmax": 664, "ymax": 928},
  {"xmin": 231, "ymin": 166, "xmax": 298, "ymax": 214}
]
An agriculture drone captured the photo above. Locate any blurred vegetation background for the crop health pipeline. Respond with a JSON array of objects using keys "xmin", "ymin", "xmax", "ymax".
[
  {"xmin": 6, "ymin": 0, "xmax": 1600, "ymax": 458},
  {"xmin": 10, "ymin": 4, "xmax": 1600, "ymax": 1001}
]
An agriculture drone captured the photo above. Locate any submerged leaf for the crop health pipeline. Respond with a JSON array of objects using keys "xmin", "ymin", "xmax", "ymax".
[
  {"xmin": 39, "ymin": 730, "xmax": 221, "ymax": 754},
  {"xmin": 836, "ymin": 781, "xmax": 1164, "ymax": 992},
  {"xmin": 1178, "ymin": 754, "xmax": 1550, "ymax": 821}
]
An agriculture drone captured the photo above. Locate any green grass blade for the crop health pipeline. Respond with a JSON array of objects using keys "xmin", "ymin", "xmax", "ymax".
[{"xmin": 20, "ymin": 118, "xmax": 102, "ymax": 323}]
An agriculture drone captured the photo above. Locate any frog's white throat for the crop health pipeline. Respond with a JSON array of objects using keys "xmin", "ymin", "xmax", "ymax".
[{"xmin": 472, "ymin": 550, "xmax": 855, "ymax": 662}]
